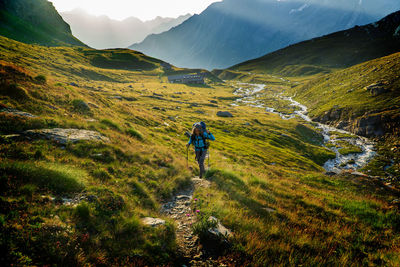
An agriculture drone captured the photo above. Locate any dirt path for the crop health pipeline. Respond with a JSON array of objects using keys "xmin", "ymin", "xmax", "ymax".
[{"xmin": 161, "ymin": 177, "xmax": 217, "ymax": 266}]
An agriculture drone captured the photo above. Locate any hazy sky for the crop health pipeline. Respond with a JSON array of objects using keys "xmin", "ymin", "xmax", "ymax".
[{"xmin": 49, "ymin": 0, "xmax": 222, "ymax": 21}]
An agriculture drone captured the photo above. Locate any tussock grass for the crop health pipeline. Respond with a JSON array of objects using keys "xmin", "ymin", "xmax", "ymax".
[{"xmin": 126, "ymin": 128, "xmax": 144, "ymax": 141}]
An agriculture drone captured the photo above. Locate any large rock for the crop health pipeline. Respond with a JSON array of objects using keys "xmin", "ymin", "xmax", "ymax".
[
  {"xmin": 364, "ymin": 82, "xmax": 388, "ymax": 96},
  {"xmin": 217, "ymin": 111, "xmax": 233, "ymax": 118},
  {"xmin": 351, "ymin": 115, "xmax": 384, "ymax": 137},
  {"xmin": 0, "ymin": 108, "xmax": 37, "ymax": 118},
  {"xmin": 208, "ymin": 216, "xmax": 232, "ymax": 238},
  {"xmin": 24, "ymin": 128, "xmax": 110, "ymax": 144},
  {"xmin": 141, "ymin": 217, "xmax": 166, "ymax": 227}
]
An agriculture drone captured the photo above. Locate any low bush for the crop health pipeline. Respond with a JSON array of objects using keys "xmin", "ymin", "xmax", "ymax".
[
  {"xmin": 34, "ymin": 75, "xmax": 46, "ymax": 84},
  {"xmin": 126, "ymin": 128, "xmax": 143, "ymax": 141},
  {"xmin": 71, "ymin": 99, "xmax": 91, "ymax": 114}
]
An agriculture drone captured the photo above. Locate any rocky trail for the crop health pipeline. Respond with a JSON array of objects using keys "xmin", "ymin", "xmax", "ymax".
[
  {"xmin": 233, "ymin": 83, "xmax": 377, "ymax": 173},
  {"xmin": 160, "ymin": 177, "xmax": 231, "ymax": 266}
]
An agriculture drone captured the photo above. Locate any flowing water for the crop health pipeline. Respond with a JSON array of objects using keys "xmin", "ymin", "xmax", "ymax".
[{"xmin": 232, "ymin": 83, "xmax": 376, "ymax": 173}]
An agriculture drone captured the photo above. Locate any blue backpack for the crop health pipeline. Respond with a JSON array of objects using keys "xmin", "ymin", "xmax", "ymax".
[{"xmin": 191, "ymin": 121, "xmax": 210, "ymax": 149}]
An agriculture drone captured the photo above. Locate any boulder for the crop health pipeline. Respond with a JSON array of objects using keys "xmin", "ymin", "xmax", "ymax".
[
  {"xmin": 184, "ymin": 131, "xmax": 192, "ymax": 138},
  {"xmin": 217, "ymin": 111, "xmax": 233, "ymax": 118},
  {"xmin": 168, "ymin": 116, "xmax": 176, "ymax": 122},
  {"xmin": 364, "ymin": 82, "xmax": 388, "ymax": 96},
  {"xmin": 24, "ymin": 128, "xmax": 110, "ymax": 144},
  {"xmin": 141, "ymin": 217, "xmax": 166, "ymax": 227},
  {"xmin": 351, "ymin": 115, "xmax": 384, "ymax": 137},
  {"xmin": 0, "ymin": 108, "xmax": 37, "ymax": 118},
  {"xmin": 69, "ymin": 82, "xmax": 78, "ymax": 87},
  {"xmin": 195, "ymin": 110, "xmax": 205, "ymax": 114},
  {"xmin": 208, "ymin": 216, "xmax": 232, "ymax": 238}
]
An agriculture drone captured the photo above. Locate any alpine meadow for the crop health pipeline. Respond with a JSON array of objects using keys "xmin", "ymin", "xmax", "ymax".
[{"xmin": 0, "ymin": 0, "xmax": 399, "ymax": 266}]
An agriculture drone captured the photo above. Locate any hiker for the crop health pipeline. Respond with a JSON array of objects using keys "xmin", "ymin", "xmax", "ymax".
[{"xmin": 186, "ymin": 122, "xmax": 215, "ymax": 178}]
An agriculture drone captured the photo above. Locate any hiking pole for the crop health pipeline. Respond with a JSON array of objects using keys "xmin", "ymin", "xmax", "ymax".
[
  {"xmin": 186, "ymin": 146, "xmax": 189, "ymax": 168},
  {"xmin": 208, "ymin": 149, "xmax": 210, "ymax": 170}
]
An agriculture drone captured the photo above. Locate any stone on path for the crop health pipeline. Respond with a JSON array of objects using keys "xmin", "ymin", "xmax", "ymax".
[
  {"xmin": 141, "ymin": 217, "xmax": 166, "ymax": 227},
  {"xmin": 24, "ymin": 128, "xmax": 110, "ymax": 144}
]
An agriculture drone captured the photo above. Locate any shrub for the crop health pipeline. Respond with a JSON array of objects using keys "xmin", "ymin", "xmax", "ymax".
[
  {"xmin": 75, "ymin": 202, "xmax": 90, "ymax": 221},
  {"xmin": 126, "ymin": 128, "xmax": 143, "ymax": 141},
  {"xmin": 19, "ymin": 184, "xmax": 37, "ymax": 199},
  {"xmin": 0, "ymin": 83, "xmax": 29, "ymax": 100},
  {"xmin": 0, "ymin": 161, "xmax": 85, "ymax": 195},
  {"xmin": 34, "ymin": 75, "xmax": 47, "ymax": 84},
  {"xmin": 192, "ymin": 212, "xmax": 218, "ymax": 241},
  {"xmin": 71, "ymin": 99, "xmax": 90, "ymax": 113},
  {"xmin": 100, "ymin": 119, "xmax": 121, "ymax": 131}
]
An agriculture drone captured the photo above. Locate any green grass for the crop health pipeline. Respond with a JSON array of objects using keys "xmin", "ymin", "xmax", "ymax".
[
  {"xmin": 126, "ymin": 128, "xmax": 144, "ymax": 141},
  {"xmin": 100, "ymin": 119, "xmax": 121, "ymax": 131},
  {"xmin": 0, "ymin": 161, "xmax": 85, "ymax": 195},
  {"xmin": 0, "ymin": 35, "xmax": 399, "ymax": 266}
]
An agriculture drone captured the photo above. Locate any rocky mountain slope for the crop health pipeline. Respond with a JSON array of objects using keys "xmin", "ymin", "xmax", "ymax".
[
  {"xmin": 61, "ymin": 9, "xmax": 191, "ymax": 49},
  {"xmin": 291, "ymin": 52, "xmax": 400, "ymax": 138},
  {"xmin": 0, "ymin": 0, "xmax": 85, "ymax": 47},
  {"xmin": 228, "ymin": 10, "xmax": 400, "ymax": 77},
  {"xmin": 130, "ymin": 0, "xmax": 400, "ymax": 70}
]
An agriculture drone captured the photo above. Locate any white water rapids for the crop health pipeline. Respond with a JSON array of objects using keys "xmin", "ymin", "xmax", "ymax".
[{"xmin": 232, "ymin": 83, "xmax": 376, "ymax": 173}]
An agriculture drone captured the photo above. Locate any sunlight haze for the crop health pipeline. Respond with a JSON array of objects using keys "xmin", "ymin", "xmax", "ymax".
[{"xmin": 49, "ymin": 0, "xmax": 222, "ymax": 21}]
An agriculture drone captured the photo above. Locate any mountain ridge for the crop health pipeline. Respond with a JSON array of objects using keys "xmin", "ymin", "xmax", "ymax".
[
  {"xmin": 225, "ymin": 10, "xmax": 400, "ymax": 76},
  {"xmin": 61, "ymin": 9, "xmax": 191, "ymax": 49},
  {"xmin": 0, "ymin": 0, "xmax": 86, "ymax": 47},
  {"xmin": 130, "ymin": 0, "xmax": 400, "ymax": 70}
]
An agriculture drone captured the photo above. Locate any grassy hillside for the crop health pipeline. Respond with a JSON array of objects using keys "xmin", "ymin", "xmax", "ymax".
[
  {"xmin": 290, "ymin": 52, "xmax": 400, "ymax": 137},
  {"xmin": 0, "ymin": 0, "xmax": 86, "ymax": 47},
  {"xmin": 226, "ymin": 10, "xmax": 400, "ymax": 77},
  {"xmin": 0, "ymin": 36, "xmax": 399, "ymax": 265}
]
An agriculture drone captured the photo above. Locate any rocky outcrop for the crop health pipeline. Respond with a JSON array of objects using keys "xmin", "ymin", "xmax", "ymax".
[
  {"xmin": 364, "ymin": 82, "xmax": 388, "ymax": 96},
  {"xmin": 0, "ymin": 107, "xmax": 37, "ymax": 118},
  {"xmin": 350, "ymin": 115, "xmax": 385, "ymax": 137},
  {"xmin": 24, "ymin": 128, "xmax": 110, "ymax": 144}
]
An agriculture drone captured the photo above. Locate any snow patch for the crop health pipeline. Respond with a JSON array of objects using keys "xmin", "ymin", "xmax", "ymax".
[
  {"xmin": 394, "ymin": 25, "xmax": 400, "ymax": 37},
  {"xmin": 289, "ymin": 4, "xmax": 308, "ymax": 14}
]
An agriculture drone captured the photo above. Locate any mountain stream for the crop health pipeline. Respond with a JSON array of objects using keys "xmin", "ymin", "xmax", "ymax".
[{"xmin": 232, "ymin": 83, "xmax": 376, "ymax": 173}]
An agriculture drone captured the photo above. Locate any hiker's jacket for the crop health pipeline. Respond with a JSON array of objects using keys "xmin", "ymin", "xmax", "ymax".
[{"xmin": 188, "ymin": 132, "xmax": 215, "ymax": 151}]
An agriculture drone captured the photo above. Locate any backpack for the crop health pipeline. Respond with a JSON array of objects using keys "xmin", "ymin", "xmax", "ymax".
[{"xmin": 191, "ymin": 121, "xmax": 210, "ymax": 149}]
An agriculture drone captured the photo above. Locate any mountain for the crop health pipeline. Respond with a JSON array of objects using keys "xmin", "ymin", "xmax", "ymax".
[
  {"xmin": 0, "ymin": 0, "xmax": 85, "ymax": 47},
  {"xmin": 225, "ymin": 10, "xmax": 400, "ymax": 77},
  {"xmin": 130, "ymin": 0, "xmax": 400, "ymax": 70},
  {"xmin": 61, "ymin": 9, "xmax": 191, "ymax": 49}
]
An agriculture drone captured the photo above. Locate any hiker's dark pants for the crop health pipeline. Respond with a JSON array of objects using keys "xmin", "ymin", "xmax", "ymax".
[{"xmin": 195, "ymin": 150, "xmax": 207, "ymax": 178}]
